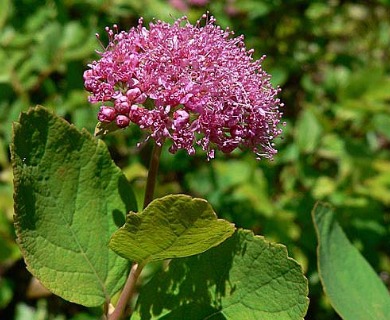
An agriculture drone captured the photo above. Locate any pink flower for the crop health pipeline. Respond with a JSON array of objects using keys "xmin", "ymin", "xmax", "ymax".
[{"xmin": 84, "ymin": 14, "xmax": 283, "ymax": 160}]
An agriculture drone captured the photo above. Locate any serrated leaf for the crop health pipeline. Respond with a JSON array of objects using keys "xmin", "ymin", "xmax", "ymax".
[
  {"xmin": 109, "ymin": 194, "xmax": 235, "ymax": 263},
  {"xmin": 312, "ymin": 202, "xmax": 390, "ymax": 320},
  {"xmin": 11, "ymin": 106, "xmax": 137, "ymax": 307},
  {"xmin": 132, "ymin": 229, "xmax": 308, "ymax": 320}
]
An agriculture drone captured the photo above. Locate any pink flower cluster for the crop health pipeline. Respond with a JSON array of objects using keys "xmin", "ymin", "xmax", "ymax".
[{"xmin": 84, "ymin": 14, "xmax": 283, "ymax": 159}]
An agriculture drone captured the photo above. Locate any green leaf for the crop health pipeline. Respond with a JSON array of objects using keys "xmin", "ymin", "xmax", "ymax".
[
  {"xmin": 132, "ymin": 229, "xmax": 308, "ymax": 320},
  {"xmin": 0, "ymin": 278, "xmax": 13, "ymax": 309},
  {"xmin": 11, "ymin": 106, "xmax": 137, "ymax": 307},
  {"xmin": 295, "ymin": 108, "xmax": 322, "ymax": 153},
  {"xmin": 312, "ymin": 202, "xmax": 390, "ymax": 320},
  {"xmin": 109, "ymin": 194, "xmax": 235, "ymax": 263},
  {"xmin": 0, "ymin": 211, "xmax": 21, "ymax": 262},
  {"xmin": 0, "ymin": 0, "xmax": 10, "ymax": 30},
  {"xmin": 372, "ymin": 113, "xmax": 390, "ymax": 140}
]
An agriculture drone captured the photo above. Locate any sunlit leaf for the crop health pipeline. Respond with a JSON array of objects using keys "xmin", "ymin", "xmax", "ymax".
[
  {"xmin": 109, "ymin": 194, "xmax": 235, "ymax": 263},
  {"xmin": 11, "ymin": 106, "xmax": 137, "ymax": 306}
]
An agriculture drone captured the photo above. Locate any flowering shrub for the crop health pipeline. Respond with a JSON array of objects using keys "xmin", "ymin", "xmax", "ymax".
[
  {"xmin": 8, "ymin": 5, "xmax": 390, "ymax": 320},
  {"xmin": 10, "ymin": 14, "xmax": 310, "ymax": 320},
  {"xmin": 84, "ymin": 15, "xmax": 283, "ymax": 159}
]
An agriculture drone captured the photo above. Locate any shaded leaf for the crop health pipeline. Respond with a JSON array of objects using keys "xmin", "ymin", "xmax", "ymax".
[
  {"xmin": 312, "ymin": 202, "xmax": 390, "ymax": 320},
  {"xmin": 132, "ymin": 229, "xmax": 308, "ymax": 320}
]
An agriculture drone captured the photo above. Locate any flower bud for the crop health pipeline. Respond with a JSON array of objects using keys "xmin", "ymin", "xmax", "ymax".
[
  {"xmin": 126, "ymin": 87, "xmax": 142, "ymax": 101},
  {"xmin": 116, "ymin": 115, "xmax": 130, "ymax": 128},
  {"xmin": 98, "ymin": 106, "xmax": 116, "ymax": 122}
]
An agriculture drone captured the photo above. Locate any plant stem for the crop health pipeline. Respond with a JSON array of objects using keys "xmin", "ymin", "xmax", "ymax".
[
  {"xmin": 108, "ymin": 143, "xmax": 163, "ymax": 320},
  {"xmin": 143, "ymin": 143, "xmax": 163, "ymax": 208},
  {"xmin": 108, "ymin": 263, "xmax": 144, "ymax": 320}
]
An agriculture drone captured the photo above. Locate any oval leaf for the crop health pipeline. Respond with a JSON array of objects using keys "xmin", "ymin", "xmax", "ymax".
[
  {"xmin": 11, "ymin": 106, "xmax": 137, "ymax": 307},
  {"xmin": 109, "ymin": 194, "xmax": 235, "ymax": 263},
  {"xmin": 132, "ymin": 229, "xmax": 308, "ymax": 320},
  {"xmin": 312, "ymin": 202, "xmax": 390, "ymax": 320}
]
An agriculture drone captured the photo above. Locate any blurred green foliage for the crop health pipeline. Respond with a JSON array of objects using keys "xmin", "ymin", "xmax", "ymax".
[{"xmin": 0, "ymin": 0, "xmax": 389, "ymax": 319}]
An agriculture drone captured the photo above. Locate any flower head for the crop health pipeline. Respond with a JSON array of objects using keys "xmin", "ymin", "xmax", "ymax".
[{"xmin": 84, "ymin": 14, "xmax": 283, "ymax": 160}]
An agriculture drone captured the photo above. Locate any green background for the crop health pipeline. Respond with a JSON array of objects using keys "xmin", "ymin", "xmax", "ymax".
[{"xmin": 1, "ymin": 0, "xmax": 389, "ymax": 319}]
